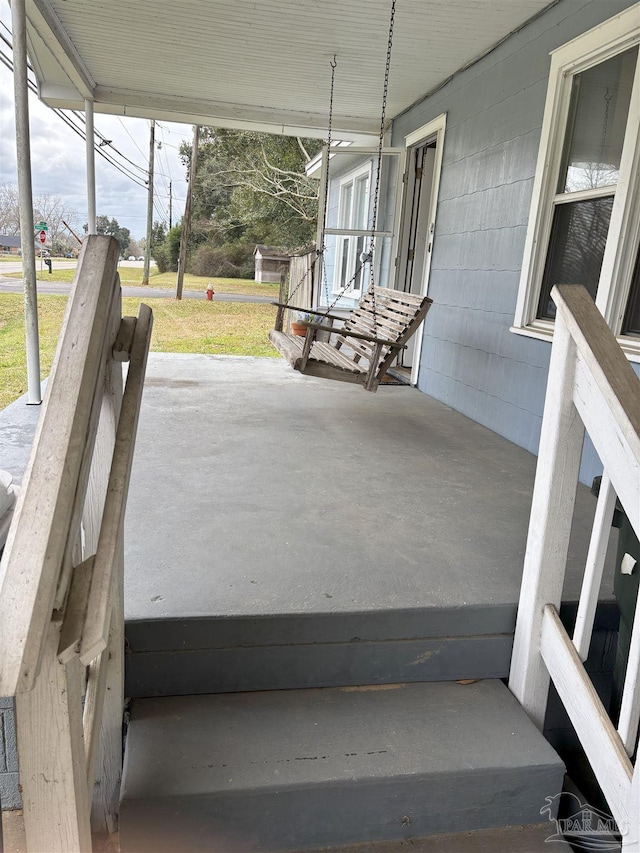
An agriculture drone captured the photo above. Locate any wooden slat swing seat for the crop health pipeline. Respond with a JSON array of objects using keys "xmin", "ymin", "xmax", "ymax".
[
  {"xmin": 269, "ymin": 0, "xmax": 432, "ymax": 392},
  {"xmin": 269, "ymin": 288, "xmax": 432, "ymax": 392}
]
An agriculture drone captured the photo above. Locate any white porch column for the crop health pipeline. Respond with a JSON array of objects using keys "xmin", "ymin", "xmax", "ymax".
[
  {"xmin": 85, "ymin": 99, "xmax": 96, "ymax": 234},
  {"xmin": 12, "ymin": 0, "xmax": 41, "ymax": 405}
]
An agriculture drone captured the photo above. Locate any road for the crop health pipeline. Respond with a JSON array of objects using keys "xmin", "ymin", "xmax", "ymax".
[
  {"xmin": 0, "ymin": 262, "xmax": 274, "ymax": 304},
  {"xmin": 0, "ymin": 259, "xmax": 146, "ymax": 274}
]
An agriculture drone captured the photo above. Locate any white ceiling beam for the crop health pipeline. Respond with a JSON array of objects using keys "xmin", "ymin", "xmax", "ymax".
[
  {"xmin": 95, "ymin": 86, "xmax": 380, "ymax": 140},
  {"xmin": 27, "ymin": 0, "xmax": 94, "ymax": 99},
  {"xmin": 56, "ymin": 86, "xmax": 375, "ymax": 142},
  {"xmin": 40, "ymin": 82, "xmax": 380, "ymax": 142}
]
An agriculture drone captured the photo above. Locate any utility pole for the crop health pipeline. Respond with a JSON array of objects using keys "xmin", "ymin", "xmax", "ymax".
[
  {"xmin": 168, "ymin": 180, "xmax": 172, "ymax": 230},
  {"xmin": 142, "ymin": 119, "xmax": 155, "ymax": 286},
  {"xmin": 62, "ymin": 219, "xmax": 83, "ymax": 246},
  {"xmin": 176, "ymin": 125, "xmax": 199, "ymax": 300}
]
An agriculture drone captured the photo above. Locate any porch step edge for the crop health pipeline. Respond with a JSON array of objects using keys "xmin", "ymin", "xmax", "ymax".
[{"xmin": 120, "ymin": 679, "xmax": 564, "ymax": 852}]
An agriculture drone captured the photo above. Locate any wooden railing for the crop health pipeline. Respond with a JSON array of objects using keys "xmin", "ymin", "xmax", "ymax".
[
  {"xmin": 0, "ymin": 236, "xmax": 152, "ymax": 851},
  {"xmin": 509, "ymin": 284, "xmax": 640, "ymax": 850},
  {"xmin": 274, "ymin": 248, "xmax": 316, "ymax": 334}
]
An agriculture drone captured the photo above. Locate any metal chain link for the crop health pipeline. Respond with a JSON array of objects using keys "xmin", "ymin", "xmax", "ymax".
[
  {"xmin": 321, "ymin": 56, "xmax": 337, "ymax": 307},
  {"xmin": 322, "ymin": 0, "xmax": 396, "ymax": 330},
  {"xmin": 368, "ymin": 0, "xmax": 396, "ymax": 335},
  {"xmin": 286, "ymin": 0, "xmax": 397, "ymax": 357}
]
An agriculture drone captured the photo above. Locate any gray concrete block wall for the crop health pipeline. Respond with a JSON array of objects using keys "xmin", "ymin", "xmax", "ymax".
[
  {"xmin": 392, "ymin": 0, "xmax": 640, "ymax": 479},
  {"xmin": 0, "ymin": 396, "xmax": 41, "ymax": 809},
  {"xmin": 0, "ymin": 697, "xmax": 20, "ymax": 809}
]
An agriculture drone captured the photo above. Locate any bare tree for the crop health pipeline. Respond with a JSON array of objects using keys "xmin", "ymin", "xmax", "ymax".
[
  {"xmin": 0, "ymin": 184, "xmax": 21, "ymax": 235},
  {"xmin": 33, "ymin": 194, "xmax": 81, "ymax": 253},
  {"xmin": 0, "ymin": 185, "xmax": 81, "ymax": 252}
]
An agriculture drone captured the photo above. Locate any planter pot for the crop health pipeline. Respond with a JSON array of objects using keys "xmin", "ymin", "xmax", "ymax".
[{"xmin": 291, "ymin": 321, "xmax": 307, "ymax": 336}]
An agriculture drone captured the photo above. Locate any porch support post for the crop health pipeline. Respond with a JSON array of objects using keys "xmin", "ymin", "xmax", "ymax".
[
  {"xmin": 12, "ymin": 0, "xmax": 41, "ymax": 405},
  {"xmin": 508, "ymin": 315, "xmax": 585, "ymax": 728},
  {"xmin": 85, "ymin": 99, "xmax": 96, "ymax": 234}
]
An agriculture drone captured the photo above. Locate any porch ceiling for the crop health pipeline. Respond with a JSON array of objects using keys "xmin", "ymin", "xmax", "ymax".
[{"xmin": 25, "ymin": 0, "xmax": 555, "ymax": 141}]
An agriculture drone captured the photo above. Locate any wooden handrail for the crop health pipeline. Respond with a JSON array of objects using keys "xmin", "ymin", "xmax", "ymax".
[
  {"xmin": 0, "ymin": 236, "xmax": 153, "ymax": 851},
  {"xmin": 509, "ymin": 284, "xmax": 639, "ymax": 848},
  {"xmin": 553, "ymin": 284, "xmax": 640, "ymax": 535}
]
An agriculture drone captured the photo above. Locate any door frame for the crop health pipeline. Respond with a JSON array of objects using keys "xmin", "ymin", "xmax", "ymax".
[{"xmin": 396, "ymin": 113, "xmax": 447, "ymax": 385}]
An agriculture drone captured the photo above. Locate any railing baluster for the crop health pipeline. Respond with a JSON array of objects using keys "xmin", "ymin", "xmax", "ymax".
[
  {"xmin": 573, "ymin": 472, "xmax": 617, "ymax": 660},
  {"xmin": 541, "ymin": 605, "xmax": 633, "ymax": 827},
  {"xmin": 623, "ymin": 763, "xmax": 640, "ymax": 850},
  {"xmin": 509, "ymin": 311, "xmax": 584, "ymax": 728},
  {"xmin": 80, "ymin": 304, "xmax": 153, "ymax": 666},
  {"xmin": 618, "ymin": 587, "xmax": 640, "ymax": 756}
]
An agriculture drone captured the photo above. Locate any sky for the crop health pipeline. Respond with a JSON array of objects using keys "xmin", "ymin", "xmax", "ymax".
[{"xmin": 0, "ymin": 5, "xmax": 191, "ymax": 240}]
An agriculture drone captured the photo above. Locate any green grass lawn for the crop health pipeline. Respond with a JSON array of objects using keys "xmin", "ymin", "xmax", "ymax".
[
  {"xmin": 1, "ymin": 264, "xmax": 281, "ymax": 298},
  {"xmin": 0, "ymin": 293, "xmax": 280, "ymax": 409}
]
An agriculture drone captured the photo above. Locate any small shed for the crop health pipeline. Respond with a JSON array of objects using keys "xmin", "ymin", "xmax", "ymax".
[
  {"xmin": 0, "ymin": 235, "xmax": 21, "ymax": 255},
  {"xmin": 254, "ymin": 245, "xmax": 290, "ymax": 284}
]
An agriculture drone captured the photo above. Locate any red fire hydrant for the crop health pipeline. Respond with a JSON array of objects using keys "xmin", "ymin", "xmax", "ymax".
[{"xmin": 206, "ymin": 285, "xmax": 215, "ymax": 301}]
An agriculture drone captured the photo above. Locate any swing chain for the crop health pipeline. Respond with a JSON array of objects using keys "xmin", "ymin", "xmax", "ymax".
[
  {"xmin": 321, "ymin": 55, "xmax": 337, "ymax": 307},
  {"xmin": 369, "ymin": 0, "xmax": 396, "ymax": 336},
  {"xmin": 278, "ymin": 0, "xmax": 397, "ymax": 352},
  {"xmin": 321, "ymin": 0, "xmax": 396, "ymax": 328}
]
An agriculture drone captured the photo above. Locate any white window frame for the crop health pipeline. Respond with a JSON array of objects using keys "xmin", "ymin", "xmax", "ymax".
[
  {"xmin": 399, "ymin": 113, "xmax": 447, "ymax": 387},
  {"xmin": 512, "ymin": 3, "xmax": 640, "ymax": 361},
  {"xmin": 332, "ymin": 162, "xmax": 372, "ymax": 297}
]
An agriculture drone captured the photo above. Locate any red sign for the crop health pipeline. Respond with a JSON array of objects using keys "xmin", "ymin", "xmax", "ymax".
[{"xmin": 38, "ymin": 230, "xmax": 46, "ymax": 244}]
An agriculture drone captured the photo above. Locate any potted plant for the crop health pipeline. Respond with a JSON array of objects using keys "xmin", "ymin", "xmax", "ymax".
[{"xmin": 291, "ymin": 311, "xmax": 322, "ymax": 336}]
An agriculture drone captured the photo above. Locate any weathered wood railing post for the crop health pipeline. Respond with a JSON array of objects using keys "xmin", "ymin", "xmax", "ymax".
[
  {"xmin": 0, "ymin": 235, "xmax": 153, "ymax": 851},
  {"xmin": 509, "ymin": 310, "xmax": 585, "ymax": 727}
]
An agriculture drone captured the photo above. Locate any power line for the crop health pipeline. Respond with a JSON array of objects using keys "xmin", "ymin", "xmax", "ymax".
[
  {"xmin": 153, "ymin": 200, "xmax": 168, "ymax": 224},
  {"xmin": 0, "ymin": 28, "xmax": 183, "ymax": 235},
  {"xmin": 0, "ymin": 45, "xmax": 149, "ymax": 190},
  {"xmin": 117, "ymin": 117, "xmax": 149, "ymax": 161},
  {"xmin": 74, "ymin": 110, "xmax": 149, "ymax": 177},
  {"xmin": 0, "ymin": 27, "xmax": 154, "ymax": 191}
]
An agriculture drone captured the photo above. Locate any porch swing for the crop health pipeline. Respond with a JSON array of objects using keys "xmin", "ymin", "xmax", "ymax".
[{"xmin": 269, "ymin": 0, "xmax": 433, "ymax": 393}]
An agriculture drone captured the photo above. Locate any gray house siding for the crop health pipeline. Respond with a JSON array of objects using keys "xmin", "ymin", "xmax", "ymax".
[{"xmin": 391, "ymin": 0, "xmax": 640, "ymax": 481}]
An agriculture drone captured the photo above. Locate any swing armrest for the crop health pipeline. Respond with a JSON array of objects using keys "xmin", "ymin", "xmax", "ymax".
[
  {"xmin": 305, "ymin": 323, "xmax": 406, "ymax": 350},
  {"xmin": 271, "ymin": 302, "xmax": 346, "ymax": 322}
]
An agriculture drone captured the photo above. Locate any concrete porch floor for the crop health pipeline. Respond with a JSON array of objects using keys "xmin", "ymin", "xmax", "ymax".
[
  {"xmin": 0, "ymin": 352, "xmax": 616, "ymax": 838},
  {"xmin": 122, "ymin": 353, "xmax": 614, "ymax": 631},
  {"xmin": 0, "ymin": 353, "xmax": 615, "ymax": 632}
]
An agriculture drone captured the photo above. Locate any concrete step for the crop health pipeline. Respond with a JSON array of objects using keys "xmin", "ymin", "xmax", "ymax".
[
  {"xmin": 119, "ymin": 679, "xmax": 564, "ymax": 852},
  {"xmin": 124, "ymin": 605, "xmax": 617, "ymax": 698},
  {"xmin": 312, "ymin": 822, "xmax": 574, "ymax": 852}
]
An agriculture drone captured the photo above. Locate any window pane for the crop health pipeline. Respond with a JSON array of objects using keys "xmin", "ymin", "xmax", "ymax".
[
  {"xmin": 537, "ymin": 196, "xmax": 613, "ymax": 320},
  {"xmin": 339, "ymin": 183, "xmax": 353, "ymax": 228},
  {"xmin": 353, "ymin": 236, "xmax": 366, "ymax": 290},
  {"xmin": 559, "ymin": 47, "xmax": 637, "ymax": 193},
  {"xmin": 353, "ymin": 176, "xmax": 369, "ymax": 229},
  {"xmin": 622, "ymin": 245, "xmax": 640, "ymax": 337},
  {"xmin": 339, "ymin": 237, "xmax": 349, "ymax": 289}
]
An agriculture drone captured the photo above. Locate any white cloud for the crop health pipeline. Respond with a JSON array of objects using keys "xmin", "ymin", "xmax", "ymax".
[{"xmin": 0, "ymin": 4, "xmax": 191, "ymax": 239}]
